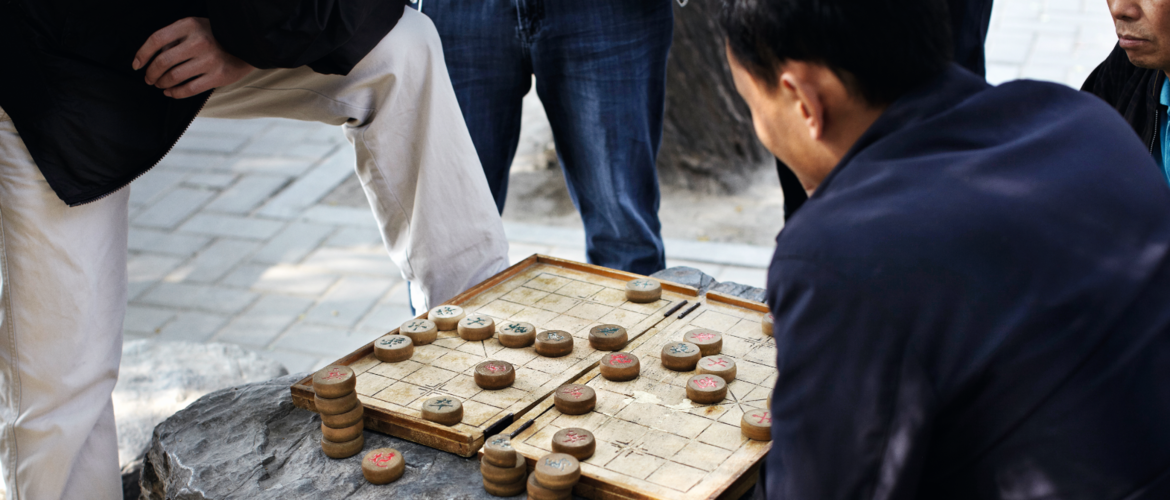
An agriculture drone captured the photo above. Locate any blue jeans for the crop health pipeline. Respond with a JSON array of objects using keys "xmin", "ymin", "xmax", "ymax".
[{"xmin": 422, "ymin": 0, "xmax": 672, "ymax": 275}]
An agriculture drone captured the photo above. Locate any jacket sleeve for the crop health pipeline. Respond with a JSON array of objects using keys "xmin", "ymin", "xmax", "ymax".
[
  {"xmin": 764, "ymin": 259, "xmax": 936, "ymax": 500},
  {"xmin": 206, "ymin": 0, "xmax": 405, "ymax": 74}
]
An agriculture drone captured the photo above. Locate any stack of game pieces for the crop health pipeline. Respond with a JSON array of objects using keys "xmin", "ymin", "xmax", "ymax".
[
  {"xmin": 762, "ymin": 313, "xmax": 774, "ymax": 336},
  {"xmin": 481, "ymin": 435, "xmax": 527, "ymax": 497},
  {"xmin": 313, "ymin": 365, "xmax": 365, "ymax": 459},
  {"xmin": 529, "ymin": 453, "xmax": 580, "ymax": 500}
]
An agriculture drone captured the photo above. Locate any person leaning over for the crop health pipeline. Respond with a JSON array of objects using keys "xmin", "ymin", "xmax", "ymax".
[
  {"xmin": 722, "ymin": 0, "xmax": 1170, "ymax": 498},
  {"xmin": 0, "ymin": 0, "xmax": 507, "ymax": 498}
]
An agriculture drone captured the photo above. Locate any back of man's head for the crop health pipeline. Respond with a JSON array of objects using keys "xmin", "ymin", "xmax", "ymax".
[{"xmin": 721, "ymin": 0, "xmax": 955, "ymax": 106}]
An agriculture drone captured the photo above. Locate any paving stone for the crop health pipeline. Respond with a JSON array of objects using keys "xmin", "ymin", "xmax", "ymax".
[
  {"xmin": 304, "ymin": 276, "xmax": 396, "ymax": 328},
  {"xmin": 256, "ymin": 148, "xmax": 356, "ymax": 219},
  {"xmin": 272, "ymin": 322, "xmax": 379, "ymax": 357},
  {"xmin": 156, "ymin": 312, "xmax": 231, "ymax": 343},
  {"xmin": 165, "ymin": 239, "xmax": 260, "ymax": 284},
  {"xmin": 300, "ymin": 246, "xmax": 401, "ymax": 277},
  {"xmin": 296, "ymin": 205, "xmax": 376, "ymax": 227},
  {"xmin": 132, "ymin": 188, "xmax": 215, "ymax": 229},
  {"xmin": 203, "ymin": 175, "xmax": 290, "ymax": 214},
  {"xmin": 155, "ymin": 152, "xmax": 229, "ymax": 171},
  {"xmin": 247, "ymin": 348, "xmax": 320, "ymax": 374},
  {"xmin": 323, "ymin": 226, "xmax": 383, "ymax": 248},
  {"xmin": 215, "ymin": 295, "xmax": 315, "ymax": 348},
  {"xmin": 239, "ymin": 138, "xmax": 338, "ymax": 159},
  {"xmin": 177, "ymin": 213, "xmax": 286, "ymax": 240},
  {"xmin": 135, "ymin": 282, "xmax": 259, "ymax": 315},
  {"xmin": 226, "ymin": 157, "xmax": 318, "ymax": 176},
  {"xmin": 130, "ymin": 170, "xmax": 187, "ymax": 207},
  {"xmin": 356, "ymin": 303, "xmax": 415, "ymax": 334},
  {"xmin": 186, "ymin": 117, "xmax": 275, "ymax": 136},
  {"xmin": 183, "ymin": 173, "xmax": 237, "ymax": 189},
  {"xmin": 129, "ymin": 229, "xmax": 211, "ymax": 257},
  {"xmin": 123, "ymin": 306, "xmax": 177, "ymax": 336},
  {"xmin": 251, "ymin": 222, "xmax": 336, "ymax": 265},
  {"xmin": 128, "ymin": 254, "xmax": 186, "ymax": 294},
  {"xmin": 226, "ymin": 264, "xmax": 342, "ymax": 296},
  {"xmin": 173, "ymin": 133, "xmax": 250, "ymax": 155}
]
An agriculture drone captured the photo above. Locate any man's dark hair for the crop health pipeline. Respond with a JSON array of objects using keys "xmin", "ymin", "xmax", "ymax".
[{"xmin": 721, "ymin": 0, "xmax": 954, "ymax": 106}]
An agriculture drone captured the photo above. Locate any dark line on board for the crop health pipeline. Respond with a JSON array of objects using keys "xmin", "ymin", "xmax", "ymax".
[
  {"xmin": 678, "ymin": 302, "xmax": 702, "ymax": 319},
  {"xmin": 664, "ymin": 300, "xmax": 687, "ymax": 317}
]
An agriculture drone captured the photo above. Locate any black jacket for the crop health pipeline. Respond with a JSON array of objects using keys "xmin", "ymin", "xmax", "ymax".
[
  {"xmin": 1082, "ymin": 43, "xmax": 1165, "ymax": 156},
  {"xmin": 0, "ymin": 0, "xmax": 407, "ymax": 206},
  {"xmin": 763, "ymin": 65, "xmax": 1170, "ymax": 499}
]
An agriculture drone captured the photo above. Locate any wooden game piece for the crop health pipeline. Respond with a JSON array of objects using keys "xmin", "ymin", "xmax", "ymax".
[
  {"xmin": 315, "ymin": 391, "xmax": 359, "ymax": 415},
  {"xmin": 428, "ymin": 305, "xmax": 465, "ymax": 330},
  {"xmin": 483, "ymin": 434, "xmax": 518, "ymax": 468},
  {"xmin": 551, "ymin": 428, "xmax": 595, "ymax": 460},
  {"xmin": 321, "ymin": 420, "xmax": 363, "ymax": 442},
  {"xmin": 400, "ymin": 318, "xmax": 438, "ymax": 345},
  {"xmin": 312, "ymin": 365, "xmax": 356, "ymax": 399},
  {"xmin": 768, "ymin": 392, "xmax": 772, "ymax": 409},
  {"xmin": 535, "ymin": 453, "xmax": 581, "ymax": 490},
  {"xmin": 588, "ymin": 324, "xmax": 628, "ymax": 351},
  {"xmin": 553, "ymin": 384, "xmax": 595, "ymax": 415},
  {"xmin": 321, "ymin": 402, "xmax": 363, "ymax": 428},
  {"xmin": 498, "ymin": 321, "xmax": 536, "ymax": 348},
  {"xmin": 481, "ymin": 450, "xmax": 527, "ymax": 485},
  {"xmin": 535, "ymin": 330, "xmax": 573, "ymax": 357},
  {"xmin": 683, "ymin": 329, "xmax": 723, "ymax": 356},
  {"xmin": 527, "ymin": 472, "xmax": 572, "ymax": 500},
  {"xmin": 625, "ymin": 278, "xmax": 662, "ymax": 303},
  {"xmin": 482, "ymin": 475, "xmax": 527, "ymax": 497},
  {"xmin": 474, "ymin": 360, "xmax": 516, "ymax": 390},
  {"xmin": 762, "ymin": 313, "xmax": 774, "ymax": 336},
  {"xmin": 686, "ymin": 374, "xmax": 728, "ymax": 404},
  {"xmin": 697, "ymin": 354, "xmax": 737, "ymax": 382},
  {"xmin": 661, "ymin": 341, "xmax": 701, "ymax": 371},
  {"xmin": 741, "ymin": 408, "xmax": 773, "ymax": 441},
  {"xmin": 599, "ymin": 352, "xmax": 640, "ymax": 381},
  {"xmin": 321, "ymin": 434, "xmax": 364, "ymax": 459},
  {"xmin": 420, "ymin": 396, "xmax": 463, "ymax": 426},
  {"xmin": 373, "ymin": 334, "xmax": 414, "ymax": 363},
  {"xmin": 362, "ymin": 448, "xmax": 406, "ymax": 484},
  {"xmin": 458, "ymin": 314, "xmax": 496, "ymax": 341}
]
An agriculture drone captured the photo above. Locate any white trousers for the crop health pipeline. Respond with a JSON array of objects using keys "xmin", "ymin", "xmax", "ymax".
[{"xmin": 0, "ymin": 9, "xmax": 507, "ymax": 499}]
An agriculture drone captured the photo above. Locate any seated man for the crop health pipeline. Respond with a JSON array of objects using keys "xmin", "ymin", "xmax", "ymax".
[
  {"xmin": 0, "ymin": 0, "xmax": 506, "ymax": 498},
  {"xmin": 722, "ymin": 0, "xmax": 1170, "ymax": 498},
  {"xmin": 1083, "ymin": 0, "xmax": 1170, "ymax": 183}
]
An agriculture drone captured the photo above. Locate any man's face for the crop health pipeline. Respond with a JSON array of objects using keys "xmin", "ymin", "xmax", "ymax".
[
  {"xmin": 725, "ymin": 45, "xmax": 815, "ymax": 179},
  {"xmin": 1110, "ymin": 0, "xmax": 1170, "ymax": 70}
]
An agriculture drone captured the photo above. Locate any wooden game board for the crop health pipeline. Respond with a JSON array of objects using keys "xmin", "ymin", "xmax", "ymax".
[
  {"xmin": 290, "ymin": 255, "xmax": 699, "ymax": 457},
  {"xmin": 495, "ymin": 290, "xmax": 775, "ymax": 500}
]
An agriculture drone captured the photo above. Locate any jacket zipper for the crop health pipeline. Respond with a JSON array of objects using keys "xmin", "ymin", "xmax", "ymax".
[
  {"xmin": 69, "ymin": 91, "xmax": 212, "ymax": 207},
  {"xmin": 1151, "ymin": 108, "xmax": 1159, "ymax": 156}
]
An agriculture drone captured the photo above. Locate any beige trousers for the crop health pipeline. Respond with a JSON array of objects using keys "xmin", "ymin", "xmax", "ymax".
[{"xmin": 0, "ymin": 8, "xmax": 506, "ymax": 499}]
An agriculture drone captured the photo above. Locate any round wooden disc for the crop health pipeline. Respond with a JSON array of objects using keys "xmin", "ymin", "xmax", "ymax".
[
  {"xmin": 312, "ymin": 365, "xmax": 356, "ymax": 398},
  {"xmin": 535, "ymin": 330, "xmax": 574, "ymax": 358},
  {"xmin": 362, "ymin": 448, "xmax": 405, "ymax": 484},
  {"xmin": 535, "ymin": 453, "xmax": 581, "ymax": 490},
  {"xmin": 374, "ymin": 334, "xmax": 414, "ymax": 363},
  {"xmin": 762, "ymin": 313, "xmax": 774, "ymax": 337},
  {"xmin": 661, "ymin": 341, "xmax": 701, "ymax": 371},
  {"xmin": 527, "ymin": 471, "xmax": 572, "ymax": 500},
  {"xmin": 321, "ymin": 434, "xmax": 364, "ymax": 459},
  {"xmin": 683, "ymin": 329, "xmax": 723, "ymax": 356},
  {"xmin": 481, "ymin": 450, "xmax": 526, "ymax": 485},
  {"xmin": 767, "ymin": 392, "xmax": 772, "ymax": 409},
  {"xmin": 483, "ymin": 434, "xmax": 518, "ymax": 468},
  {"xmin": 458, "ymin": 314, "xmax": 496, "ymax": 341},
  {"xmin": 483, "ymin": 474, "xmax": 527, "ymax": 497},
  {"xmin": 428, "ymin": 305, "xmax": 465, "ymax": 331},
  {"xmin": 321, "ymin": 402, "xmax": 364, "ymax": 428},
  {"xmin": 625, "ymin": 279, "xmax": 662, "ymax": 303},
  {"xmin": 599, "ymin": 352, "xmax": 640, "ymax": 382},
  {"xmin": 420, "ymin": 396, "xmax": 463, "ymax": 426},
  {"xmin": 321, "ymin": 419, "xmax": 363, "ymax": 442},
  {"xmin": 551, "ymin": 428, "xmax": 595, "ymax": 460},
  {"xmin": 686, "ymin": 374, "xmax": 728, "ymax": 404},
  {"xmin": 741, "ymin": 408, "xmax": 773, "ymax": 441},
  {"xmin": 697, "ymin": 354, "xmax": 737, "ymax": 382},
  {"xmin": 315, "ymin": 391, "xmax": 359, "ymax": 415},
  {"xmin": 498, "ymin": 321, "xmax": 536, "ymax": 348},
  {"xmin": 588, "ymin": 324, "xmax": 628, "ymax": 351},
  {"xmin": 553, "ymin": 384, "xmax": 596, "ymax": 415},
  {"xmin": 400, "ymin": 318, "xmax": 438, "ymax": 345},
  {"xmin": 474, "ymin": 360, "xmax": 516, "ymax": 390}
]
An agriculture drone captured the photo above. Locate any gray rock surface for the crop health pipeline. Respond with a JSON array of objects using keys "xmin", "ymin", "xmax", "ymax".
[
  {"xmin": 141, "ymin": 373, "xmax": 517, "ymax": 500},
  {"xmin": 709, "ymin": 281, "xmax": 768, "ymax": 303},
  {"xmin": 651, "ymin": 266, "xmax": 717, "ymax": 295}
]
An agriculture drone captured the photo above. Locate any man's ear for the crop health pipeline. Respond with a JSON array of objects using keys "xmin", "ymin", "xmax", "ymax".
[{"xmin": 779, "ymin": 68, "xmax": 825, "ymax": 141}]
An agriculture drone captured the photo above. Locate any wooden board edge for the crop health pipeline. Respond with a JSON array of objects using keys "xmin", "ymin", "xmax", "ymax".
[
  {"xmin": 704, "ymin": 291, "xmax": 769, "ymax": 313},
  {"xmin": 715, "ymin": 462, "xmax": 762, "ymax": 500},
  {"xmin": 535, "ymin": 255, "xmax": 700, "ymax": 298}
]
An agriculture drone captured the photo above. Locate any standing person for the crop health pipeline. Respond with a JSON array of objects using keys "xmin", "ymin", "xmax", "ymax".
[
  {"xmin": 723, "ymin": 0, "xmax": 1170, "ymax": 498},
  {"xmin": 0, "ymin": 0, "xmax": 507, "ymax": 498},
  {"xmin": 421, "ymin": 0, "xmax": 672, "ymax": 275}
]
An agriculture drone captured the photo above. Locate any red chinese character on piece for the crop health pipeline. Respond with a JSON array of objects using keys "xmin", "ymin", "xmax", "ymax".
[
  {"xmin": 754, "ymin": 412, "xmax": 771, "ymax": 425},
  {"xmin": 706, "ymin": 357, "xmax": 728, "ymax": 368},
  {"xmin": 371, "ymin": 452, "xmax": 396, "ymax": 467},
  {"xmin": 694, "ymin": 377, "xmax": 718, "ymax": 389},
  {"xmin": 487, "ymin": 363, "xmax": 505, "ymax": 373},
  {"xmin": 563, "ymin": 430, "xmax": 587, "ymax": 443},
  {"xmin": 691, "ymin": 332, "xmax": 715, "ymax": 341},
  {"xmin": 609, "ymin": 354, "xmax": 633, "ymax": 365},
  {"xmin": 563, "ymin": 386, "xmax": 584, "ymax": 398},
  {"xmin": 324, "ymin": 368, "xmax": 346, "ymax": 380}
]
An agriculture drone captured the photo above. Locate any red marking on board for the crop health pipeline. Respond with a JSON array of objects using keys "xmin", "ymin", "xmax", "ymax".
[
  {"xmin": 694, "ymin": 377, "xmax": 719, "ymax": 389},
  {"xmin": 562, "ymin": 430, "xmax": 588, "ymax": 443},
  {"xmin": 690, "ymin": 332, "xmax": 716, "ymax": 341},
  {"xmin": 323, "ymin": 368, "xmax": 347, "ymax": 381},
  {"xmin": 705, "ymin": 357, "xmax": 729, "ymax": 368},
  {"xmin": 753, "ymin": 412, "xmax": 772, "ymax": 425},
  {"xmin": 369, "ymin": 452, "xmax": 396, "ymax": 468},
  {"xmin": 608, "ymin": 354, "xmax": 634, "ymax": 365}
]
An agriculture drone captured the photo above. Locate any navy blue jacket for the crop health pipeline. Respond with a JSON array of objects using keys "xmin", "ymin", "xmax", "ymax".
[{"xmin": 763, "ymin": 66, "xmax": 1170, "ymax": 499}]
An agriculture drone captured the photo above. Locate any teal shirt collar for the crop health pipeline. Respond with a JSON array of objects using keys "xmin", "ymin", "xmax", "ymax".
[{"xmin": 1159, "ymin": 75, "xmax": 1170, "ymax": 183}]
